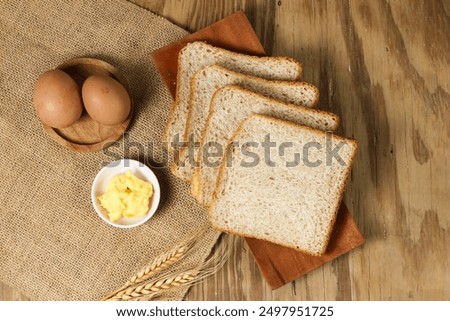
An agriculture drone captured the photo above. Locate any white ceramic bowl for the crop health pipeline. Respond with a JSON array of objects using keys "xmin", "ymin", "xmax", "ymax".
[{"xmin": 91, "ymin": 159, "xmax": 160, "ymax": 228}]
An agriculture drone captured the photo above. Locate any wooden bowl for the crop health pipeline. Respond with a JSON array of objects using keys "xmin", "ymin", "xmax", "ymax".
[{"xmin": 42, "ymin": 58, "xmax": 133, "ymax": 152}]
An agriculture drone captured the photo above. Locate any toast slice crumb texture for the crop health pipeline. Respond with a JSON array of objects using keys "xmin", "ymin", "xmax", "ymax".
[
  {"xmin": 163, "ymin": 41, "xmax": 302, "ymax": 148},
  {"xmin": 192, "ymin": 85, "xmax": 338, "ymax": 206},
  {"xmin": 173, "ymin": 65, "xmax": 319, "ymax": 181},
  {"xmin": 208, "ymin": 114, "xmax": 358, "ymax": 256}
]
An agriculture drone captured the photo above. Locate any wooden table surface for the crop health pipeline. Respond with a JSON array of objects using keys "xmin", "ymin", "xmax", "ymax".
[{"xmin": 1, "ymin": 0, "xmax": 449, "ymax": 301}]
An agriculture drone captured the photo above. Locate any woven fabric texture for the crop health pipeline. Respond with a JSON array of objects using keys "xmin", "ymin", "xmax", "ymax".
[{"xmin": 0, "ymin": 0, "xmax": 219, "ymax": 300}]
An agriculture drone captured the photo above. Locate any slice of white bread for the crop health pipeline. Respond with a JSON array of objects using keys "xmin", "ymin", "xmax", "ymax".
[
  {"xmin": 163, "ymin": 41, "xmax": 302, "ymax": 148},
  {"xmin": 209, "ymin": 114, "xmax": 358, "ymax": 256},
  {"xmin": 192, "ymin": 85, "xmax": 337, "ymax": 206},
  {"xmin": 172, "ymin": 65, "xmax": 319, "ymax": 180}
]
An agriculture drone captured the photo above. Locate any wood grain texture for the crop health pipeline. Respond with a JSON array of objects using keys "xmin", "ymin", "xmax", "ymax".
[{"xmin": 2, "ymin": 0, "xmax": 449, "ymax": 300}]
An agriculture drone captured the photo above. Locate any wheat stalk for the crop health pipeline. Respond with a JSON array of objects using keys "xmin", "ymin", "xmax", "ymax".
[
  {"xmin": 108, "ymin": 270, "xmax": 200, "ymax": 301},
  {"xmin": 102, "ymin": 226, "xmax": 209, "ymax": 300},
  {"xmin": 105, "ymin": 233, "xmax": 232, "ymax": 301}
]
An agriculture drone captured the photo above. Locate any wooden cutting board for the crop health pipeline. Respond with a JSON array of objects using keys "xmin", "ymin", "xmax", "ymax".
[{"xmin": 151, "ymin": 10, "xmax": 365, "ymax": 289}]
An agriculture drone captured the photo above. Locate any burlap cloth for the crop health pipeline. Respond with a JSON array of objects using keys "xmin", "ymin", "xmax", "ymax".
[{"xmin": 0, "ymin": 0, "xmax": 220, "ymax": 300}]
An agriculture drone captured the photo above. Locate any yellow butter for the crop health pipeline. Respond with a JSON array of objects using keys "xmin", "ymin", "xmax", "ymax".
[{"xmin": 98, "ymin": 170, "xmax": 153, "ymax": 222}]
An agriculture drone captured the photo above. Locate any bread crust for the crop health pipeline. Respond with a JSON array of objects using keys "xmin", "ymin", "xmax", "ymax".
[
  {"xmin": 174, "ymin": 64, "xmax": 320, "ymax": 181},
  {"xmin": 194, "ymin": 84, "xmax": 339, "ymax": 205},
  {"xmin": 163, "ymin": 41, "xmax": 303, "ymax": 150},
  {"xmin": 162, "ymin": 43, "xmax": 189, "ymax": 145},
  {"xmin": 208, "ymin": 114, "xmax": 357, "ymax": 256}
]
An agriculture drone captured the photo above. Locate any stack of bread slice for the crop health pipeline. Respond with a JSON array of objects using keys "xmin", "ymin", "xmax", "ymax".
[{"xmin": 164, "ymin": 42, "xmax": 358, "ymax": 256}]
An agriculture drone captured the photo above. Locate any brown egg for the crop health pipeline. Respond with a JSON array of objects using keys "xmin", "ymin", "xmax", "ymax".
[
  {"xmin": 82, "ymin": 75, "xmax": 131, "ymax": 126},
  {"xmin": 33, "ymin": 69, "xmax": 83, "ymax": 128}
]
